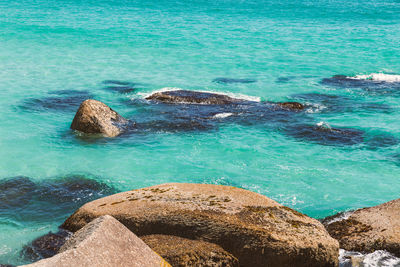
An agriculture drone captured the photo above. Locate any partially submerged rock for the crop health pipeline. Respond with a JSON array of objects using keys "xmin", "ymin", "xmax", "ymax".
[
  {"xmin": 141, "ymin": 234, "xmax": 239, "ymax": 267},
  {"xmin": 145, "ymin": 90, "xmax": 250, "ymax": 105},
  {"xmin": 70, "ymin": 99, "xmax": 128, "ymax": 137},
  {"xmin": 22, "ymin": 229, "xmax": 72, "ymax": 261},
  {"xmin": 62, "ymin": 183, "xmax": 339, "ymax": 267},
  {"xmin": 276, "ymin": 102, "xmax": 305, "ymax": 111},
  {"xmin": 20, "ymin": 90, "xmax": 93, "ymax": 112},
  {"xmin": 323, "ymin": 198, "xmax": 400, "ymax": 257},
  {"xmin": 284, "ymin": 123, "xmax": 364, "ymax": 146},
  {"xmin": 22, "ymin": 215, "xmax": 171, "ymax": 267}
]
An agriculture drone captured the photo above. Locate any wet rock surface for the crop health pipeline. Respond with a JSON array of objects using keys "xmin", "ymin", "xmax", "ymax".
[
  {"xmin": 62, "ymin": 183, "xmax": 339, "ymax": 267},
  {"xmin": 70, "ymin": 99, "xmax": 129, "ymax": 137},
  {"xmin": 322, "ymin": 198, "xmax": 400, "ymax": 257},
  {"xmin": 21, "ymin": 90, "xmax": 93, "ymax": 112},
  {"xmin": 146, "ymin": 90, "xmax": 251, "ymax": 105},
  {"xmin": 141, "ymin": 234, "xmax": 239, "ymax": 267},
  {"xmin": 22, "ymin": 215, "xmax": 171, "ymax": 267},
  {"xmin": 21, "ymin": 229, "xmax": 72, "ymax": 261}
]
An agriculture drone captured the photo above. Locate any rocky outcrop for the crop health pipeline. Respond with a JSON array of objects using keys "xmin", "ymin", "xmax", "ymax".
[
  {"xmin": 323, "ymin": 198, "xmax": 400, "ymax": 257},
  {"xmin": 145, "ymin": 90, "xmax": 250, "ymax": 105},
  {"xmin": 276, "ymin": 102, "xmax": 305, "ymax": 111},
  {"xmin": 70, "ymin": 99, "xmax": 128, "ymax": 137},
  {"xmin": 141, "ymin": 234, "xmax": 239, "ymax": 267},
  {"xmin": 22, "ymin": 215, "xmax": 171, "ymax": 267},
  {"xmin": 62, "ymin": 183, "xmax": 339, "ymax": 267},
  {"xmin": 22, "ymin": 229, "xmax": 71, "ymax": 261}
]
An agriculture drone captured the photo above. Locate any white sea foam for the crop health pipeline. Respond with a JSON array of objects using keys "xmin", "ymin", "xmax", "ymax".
[
  {"xmin": 324, "ymin": 211, "xmax": 354, "ymax": 225},
  {"xmin": 306, "ymin": 103, "xmax": 327, "ymax": 114},
  {"xmin": 350, "ymin": 73, "xmax": 400, "ymax": 82},
  {"xmin": 339, "ymin": 249, "xmax": 400, "ymax": 267},
  {"xmin": 138, "ymin": 87, "xmax": 261, "ymax": 102},
  {"xmin": 213, "ymin": 112, "xmax": 233, "ymax": 119},
  {"xmin": 316, "ymin": 121, "xmax": 332, "ymax": 129}
]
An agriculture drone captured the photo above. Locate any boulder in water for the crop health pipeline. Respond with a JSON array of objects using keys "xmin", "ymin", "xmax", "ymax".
[
  {"xmin": 145, "ymin": 90, "xmax": 250, "ymax": 105},
  {"xmin": 322, "ymin": 198, "xmax": 400, "ymax": 257},
  {"xmin": 22, "ymin": 229, "xmax": 72, "ymax": 261},
  {"xmin": 62, "ymin": 183, "xmax": 339, "ymax": 267},
  {"xmin": 276, "ymin": 102, "xmax": 305, "ymax": 111},
  {"xmin": 70, "ymin": 99, "xmax": 128, "ymax": 137}
]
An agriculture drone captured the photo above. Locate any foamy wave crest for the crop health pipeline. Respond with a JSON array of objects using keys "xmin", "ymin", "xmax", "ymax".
[
  {"xmin": 339, "ymin": 249, "xmax": 400, "ymax": 267},
  {"xmin": 351, "ymin": 73, "xmax": 400, "ymax": 82},
  {"xmin": 213, "ymin": 113, "xmax": 233, "ymax": 119},
  {"xmin": 306, "ymin": 103, "xmax": 327, "ymax": 114},
  {"xmin": 138, "ymin": 87, "xmax": 261, "ymax": 102},
  {"xmin": 316, "ymin": 121, "xmax": 332, "ymax": 129}
]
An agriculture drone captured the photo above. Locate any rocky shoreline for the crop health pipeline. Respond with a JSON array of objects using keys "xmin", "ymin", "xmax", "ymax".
[
  {"xmin": 11, "ymin": 183, "xmax": 399, "ymax": 267},
  {"xmin": 5, "ymin": 89, "xmax": 399, "ymax": 267}
]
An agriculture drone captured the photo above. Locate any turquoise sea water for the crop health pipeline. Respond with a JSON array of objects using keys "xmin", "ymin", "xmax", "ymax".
[{"xmin": 0, "ymin": 0, "xmax": 400, "ymax": 264}]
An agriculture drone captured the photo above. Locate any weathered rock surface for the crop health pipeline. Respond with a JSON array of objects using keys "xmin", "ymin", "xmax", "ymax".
[
  {"xmin": 145, "ymin": 90, "xmax": 249, "ymax": 105},
  {"xmin": 62, "ymin": 183, "xmax": 339, "ymax": 267},
  {"xmin": 22, "ymin": 215, "xmax": 170, "ymax": 267},
  {"xmin": 323, "ymin": 198, "xmax": 400, "ymax": 257},
  {"xmin": 141, "ymin": 234, "xmax": 239, "ymax": 267},
  {"xmin": 70, "ymin": 99, "xmax": 128, "ymax": 137}
]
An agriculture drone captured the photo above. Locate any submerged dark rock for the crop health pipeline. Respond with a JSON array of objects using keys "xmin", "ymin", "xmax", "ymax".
[
  {"xmin": 21, "ymin": 90, "xmax": 93, "ymax": 112},
  {"xmin": 291, "ymin": 93, "xmax": 392, "ymax": 114},
  {"xmin": 146, "ymin": 90, "xmax": 251, "ymax": 105},
  {"xmin": 0, "ymin": 175, "xmax": 116, "ymax": 223},
  {"xmin": 22, "ymin": 229, "xmax": 72, "ymax": 261},
  {"xmin": 275, "ymin": 76, "xmax": 297, "ymax": 83},
  {"xmin": 212, "ymin": 77, "xmax": 256, "ymax": 84},
  {"xmin": 320, "ymin": 75, "xmax": 400, "ymax": 96},
  {"xmin": 284, "ymin": 123, "xmax": 364, "ymax": 146},
  {"xmin": 71, "ymin": 99, "xmax": 129, "ymax": 137},
  {"xmin": 102, "ymin": 80, "xmax": 143, "ymax": 94}
]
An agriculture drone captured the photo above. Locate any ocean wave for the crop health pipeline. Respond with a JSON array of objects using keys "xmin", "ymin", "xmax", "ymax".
[
  {"xmin": 138, "ymin": 87, "xmax": 261, "ymax": 103},
  {"xmin": 339, "ymin": 249, "xmax": 400, "ymax": 267},
  {"xmin": 213, "ymin": 112, "xmax": 234, "ymax": 119},
  {"xmin": 350, "ymin": 73, "xmax": 400, "ymax": 82}
]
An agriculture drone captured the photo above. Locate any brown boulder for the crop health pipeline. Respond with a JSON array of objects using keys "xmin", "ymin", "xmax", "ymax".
[
  {"xmin": 70, "ymin": 99, "xmax": 128, "ymax": 137},
  {"xmin": 276, "ymin": 102, "xmax": 305, "ymax": 111},
  {"xmin": 141, "ymin": 234, "xmax": 239, "ymax": 267},
  {"xmin": 22, "ymin": 215, "xmax": 170, "ymax": 267},
  {"xmin": 62, "ymin": 183, "xmax": 339, "ymax": 267},
  {"xmin": 323, "ymin": 198, "xmax": 400, "ymax": 257}
]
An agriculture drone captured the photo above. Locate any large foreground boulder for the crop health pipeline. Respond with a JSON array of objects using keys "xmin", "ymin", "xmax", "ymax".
[
  {"xmin": 22, "ymin": 215, "xmax": 170, "ymax": 267},
  {"xmin": 62, "ymin": 183, "xmax": 339, "ymax": 267},
  {"xmin": 70, "ymin": 99, "xmax": 128, "ymax": 137},
  {"xmin": 141, "ymin": 234, "xmax": 239, "ymax": 267},
  {"xmin": 322, "ymin": 198, "xmax": 400, "ymax": 257}
]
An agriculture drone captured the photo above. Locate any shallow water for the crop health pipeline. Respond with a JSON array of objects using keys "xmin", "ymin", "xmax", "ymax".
[{"xmin": 1, "ymin": 0, "xmax": 400, "ymax": 265}]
